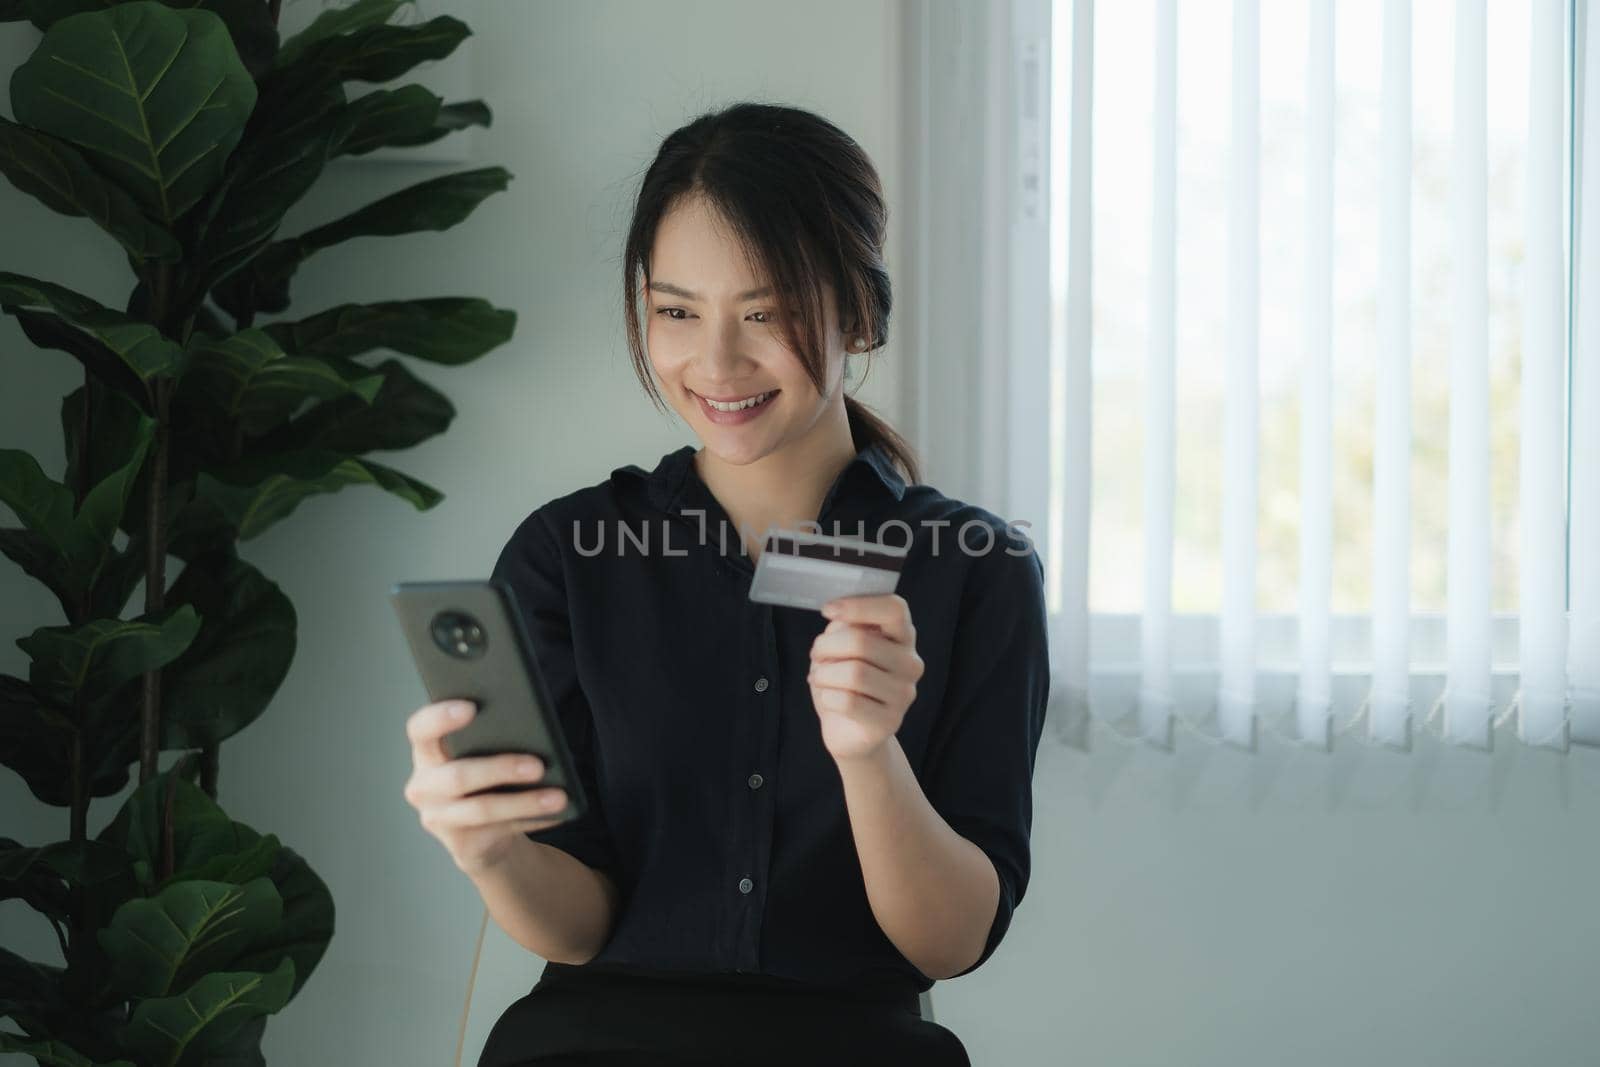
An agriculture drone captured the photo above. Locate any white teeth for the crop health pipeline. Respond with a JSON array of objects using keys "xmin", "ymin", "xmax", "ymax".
[{"xmin": 703, "ymin": 390, "xmax": 773, "ymax": 412}]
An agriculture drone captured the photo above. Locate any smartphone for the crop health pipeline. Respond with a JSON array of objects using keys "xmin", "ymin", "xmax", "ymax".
[{"xmin": 389, "ymin": 578, "xmax": 587, "ymax": 824}]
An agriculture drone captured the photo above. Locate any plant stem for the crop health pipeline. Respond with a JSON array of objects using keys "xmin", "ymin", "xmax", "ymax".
[
  {"xmin": 139, "ymin": 263, "xmax": 179, "ymax": 784},
  {"xmin": 139, "ymin": 379, "xmax": 172, "ymax": 784},
  {"xmin": 161, "ymin": 767, "xmax": 178, "ymax": 884},
  {"xmin": 71, "ymin": 370, "xmax": 94, "ymax": 842},
  {"xmin": 269, "ymin": 0, "xmax": 282, "ymax": 26},
  {"xmin": 201, "ymin": 744, "xmax": 219, "ymax": 799},
  {"xmin": 69, "ymin": 721, "xmax": 86, "ymax": 842}
]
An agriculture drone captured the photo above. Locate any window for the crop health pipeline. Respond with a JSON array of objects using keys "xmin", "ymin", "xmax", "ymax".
[{"xmin": 1077, "ymin": 0, "xmax": 1539, "ymax": 618}]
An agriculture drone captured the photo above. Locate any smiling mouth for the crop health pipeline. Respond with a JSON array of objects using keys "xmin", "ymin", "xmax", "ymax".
[{"xmin": 695, "ymin": 389, "xmax": 779, "ymax": 413}]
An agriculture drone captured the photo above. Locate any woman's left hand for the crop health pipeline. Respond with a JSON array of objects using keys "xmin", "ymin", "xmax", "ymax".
[{"xmin": 807, "ymin": 593, "xmax": 924, "ymax": 763}]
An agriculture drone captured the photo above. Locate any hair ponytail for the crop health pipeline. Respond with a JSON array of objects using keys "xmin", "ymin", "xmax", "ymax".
[{"xmin": 844, "ymin": 389, "xmax": 919, "ymax": 487}]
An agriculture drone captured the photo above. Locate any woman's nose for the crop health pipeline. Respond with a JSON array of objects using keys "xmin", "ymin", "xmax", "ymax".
[{"xmin": 699, "ymin": 317, "xmax": 747, "ymax": 374}]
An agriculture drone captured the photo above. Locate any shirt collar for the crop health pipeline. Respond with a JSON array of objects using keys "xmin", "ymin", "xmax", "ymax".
[{"xmin": 629, "ymin": 439, "xmax": 908, "ymax": 516}]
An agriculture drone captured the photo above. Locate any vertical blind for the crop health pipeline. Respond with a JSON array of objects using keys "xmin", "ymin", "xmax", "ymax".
[
  {"xmin": 1573, "ymin": 0, "xmax": 1600, "ymax": 742},
  {"xmin": 902, "ymin": 0, "xmax": 1596, "ymax": 753}
]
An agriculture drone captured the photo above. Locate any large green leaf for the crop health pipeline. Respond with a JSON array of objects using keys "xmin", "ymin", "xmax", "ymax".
[
  {"xmin": 0, "ymin": 673, "xmax": 138, "ymax": 806},
  {"xmin": 17, "ymin": 604, "xmax": 201, "ymax": 712},
  {"xmin": 115, "ymin": 957, "xmax": 294, "ymax": 1067},
  {"xmin": 181, "ymin": 0, "xmax": 280, "ymax": 80},
  {"xmin": 10, "ymin": 1, "xmax": 258, "ymax": 225},
  {"xmin": 162, "ymin": 490, "xmax": 235, "ymax": 563},
  {"xmin": 95, "ymin": 765, "xmax": 256, "ymax": 889},
  {"xmin": 69, "ymin": 394, "xmax": 157, "ymax": 565},
  {"xmin": 207, "ymin": 240, "xmax": 298, "ymax": 321},
  {"xmin": 0, "ymin": 674, "xmax": 73, "ymax": 805},
  {"xmin": 61, "ymin": 382, "xmax": 158, "ymax": 537},
  {"xmin": 257, "ymin": 356, "xmax": 452, "ymax": 455},
  {"xmin": 90, "ymin": 773, "xmax": 327, "ymax": 1049},
  {"xmin": 0, "ymin": 445, "xmax": 151, "ymax": 601},
  {"xmin": 189, "ymin": 1014, "xmax": 265, "ymax": 1067},
  {"xmin": 0, "ymin": 835, "xmax": 70, "ymax": 923},
  {"xmin": 0, "ymin": 947, "xmax": 53, "ymax": 1025},
  {"xmin": 334, "ymin": 83, "xmax": 440, "ymax": 156},
  {"xmin": 274, "ymin": 0, "xmax": 409, "ymax": 69},
  {"xmin": 0, "ymin": 272, "xmax": 184, "ymax": 385},
  {"xmin": 179, "ymin": 328, "xmax": 383, "ymax": 437},
  {"xmin": 96, "ymin": 770, "xmax": 333, "ymax": 999},
  {"xmin": 0, "ymin": 945, "xmax": 64, "ymax": 1036},
  {"xmin": 18, "ymin": 308, "xmax": 153, "ymax": 416},
  {"xmin": 0, "ymin": 1033, "xmax": 135, "ymax": 1067},
  {"xmin": 303, "ymin": 165, "xmax": 511, "ymax": 250},
  {"xmin": 0, "ymin": 837, "xmax": 140, "ymax": 932},
  {"xmin": 387, "ymin": 99, "xmax": 491, "ymax": 148},
  {"xmin": 223, "ymin": 846, "xmax": 332, "ymax": 1002},
  {"xmin": 6, "ymin": 607, "xmax": 196, "ymax": 803},
  {"xmin": 87, "ymin": 539, "xmax": 147, "ymax": 619},
  {"xmin": 0, "ymin": 528, "xmax": 76, "ymax": 618},
  {"xmin": 277, "ymin": 10, "xmax": 468, "ymax": 83},
  {"xmin": 156, "ymin": 551, "xmax": 296, "ymax": 749},
  {"xmin": 198, "ymin": 449, "xmax": 441, "ymax": 539},
  {"xmin": 211, "ymin": 167, "xmax": 512, "ymax": 319},
  {"xmin": 0, "ymin": 117, "xmax": 181, "ymax": 262},
  {"xmin": 177, "ymin": 831, "xmax": 280, "ymax": 888},
  {"xmin": 190, "ymin": 81, "xmax": 350, "ymax": 303},
  {"xmin": 0, "ymin": 398, "xmax": 156, "ymax": 608},
  {"xmin": 94, "ymin": 771, "xmax": 209, "ymax": 888},
  {"xmin": 99, "ymin": 877, "xmax": 282, "ymax": 999},
  {"xmin": 0, "ymin": 452, "xmax": 76, "ymax": 568},
  {"xmin": 263, "ymin": 297, "xmax": 515, "ymax": 365}
]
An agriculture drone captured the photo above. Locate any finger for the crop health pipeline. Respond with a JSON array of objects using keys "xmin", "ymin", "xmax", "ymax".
[
  {"xmin": 810, "ymin": 624, "xmax": 899, "ymax": 672},
  {"xmin": 806, "ymin": 657, "xmax": 895, "ymax": 706},
  {"xmin": 821, "ymin": 593, "xmax": 913, "ymax": 644},
  {"xmin": 408, "ymin": 751, "xmax": 545, "ymax": 806},
  {"xmin": 426, "ymin": 786, "xmax": 569, "ymax": 830},
  {"xmin": 406, "ymin": 700, "xmax": 476, "ymax": 770}
]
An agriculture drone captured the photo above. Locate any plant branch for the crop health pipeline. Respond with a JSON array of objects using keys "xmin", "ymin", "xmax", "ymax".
[
  {"xmin": 201, "ymin": 746, "xmax": 220, "ymax": 799},
  {"xmin": 69, "ymin": 696, "xmax": 88, "ymax": 842},
  {"xmin": 139, "ymin": 379, "xmax": 172, "ymax": 785},
  {"xmin": 70, "ymin": 370, "xmax": 94, "ymax": 843},
  {"xmin": 48, "ymin": 915, "xmax": 69, "ymax": 961},
  {"xmin": 161, "ymin": 768, "xmax": 178, "ymax": 884}
]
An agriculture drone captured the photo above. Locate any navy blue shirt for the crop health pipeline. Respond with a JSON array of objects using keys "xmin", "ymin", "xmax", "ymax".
[{"xmin": 490, "ymin": 438, "xmax": 1049, "ymax": 1001}]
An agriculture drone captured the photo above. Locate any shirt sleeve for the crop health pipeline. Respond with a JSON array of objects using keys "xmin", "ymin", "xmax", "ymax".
[
  {"xmin": 491, "ymin": 506, "xmax": 625, "ymax": 888},
  {"xmin": 918, "ymin": 528, "xmax": 1050, "ymax": 979}
]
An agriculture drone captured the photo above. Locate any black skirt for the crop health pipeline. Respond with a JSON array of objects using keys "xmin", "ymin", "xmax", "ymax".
[{"xmin": 477, "ymin": 962, "xmax": 971, "ymax": 1067}]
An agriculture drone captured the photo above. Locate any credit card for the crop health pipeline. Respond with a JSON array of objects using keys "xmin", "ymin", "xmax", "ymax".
[{"xmin": 747, "ymin": 528, "xmax": 908, "ymax": 611}]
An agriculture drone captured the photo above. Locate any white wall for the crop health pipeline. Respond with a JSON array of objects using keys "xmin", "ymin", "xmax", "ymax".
[{"xmin": 2, "ymin": 3, "xmax": 1597, "ymax": 1066}]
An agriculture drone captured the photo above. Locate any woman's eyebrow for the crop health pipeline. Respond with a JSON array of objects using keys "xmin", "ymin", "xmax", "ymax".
[{"xmin": 648, "ymin": 281, "xmax": 774, "ymax": 301}]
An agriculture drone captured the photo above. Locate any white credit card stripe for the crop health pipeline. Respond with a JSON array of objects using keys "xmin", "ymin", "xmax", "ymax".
[{"xmin": 766, "ymin": 536, "xmax": 906, "ymax": 572}]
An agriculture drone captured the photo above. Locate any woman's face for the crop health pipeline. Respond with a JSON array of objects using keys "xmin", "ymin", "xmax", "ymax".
[{"xmin": 644, "ymin": 194, "xmax": 848, "ymax": 465}]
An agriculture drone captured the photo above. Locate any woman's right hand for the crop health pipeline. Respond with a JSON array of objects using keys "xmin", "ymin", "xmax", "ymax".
[{"xmin": 403, "ymin": 700, "xmax": 571, "ymax": 876}]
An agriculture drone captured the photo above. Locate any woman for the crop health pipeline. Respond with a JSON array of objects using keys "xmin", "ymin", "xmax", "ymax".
[{"xmin": 403, "ymin": 102, "xmax": 1050, "ymax": 1066}]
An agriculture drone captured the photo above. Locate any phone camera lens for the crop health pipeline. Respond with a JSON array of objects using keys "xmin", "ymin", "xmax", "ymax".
[{"xmin": 432, "ymin": 610, "xmax": 488, "ymax": 660}]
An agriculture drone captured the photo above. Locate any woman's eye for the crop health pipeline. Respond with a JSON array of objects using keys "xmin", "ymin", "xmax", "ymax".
[{"xmin": 653, "ymin": 307, "xmax": 782, "ymax": 324}]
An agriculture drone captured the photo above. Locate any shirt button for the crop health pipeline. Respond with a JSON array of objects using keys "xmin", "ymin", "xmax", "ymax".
[
  {"xmin": 738, "ymin": 877, "xmax": 754, "ymax": 894},
  {"xmin": 753, "ymin": 676, "xmax": 769, "ymax": 693},
  {"xmin": 748, "ymin": 773, "xmax": 764, "ymax": 790}
]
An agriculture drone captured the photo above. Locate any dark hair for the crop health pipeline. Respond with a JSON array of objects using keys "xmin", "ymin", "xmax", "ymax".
[{"xmin": 621, "ymin": 101, "xmax": 921, "ymax": 486}]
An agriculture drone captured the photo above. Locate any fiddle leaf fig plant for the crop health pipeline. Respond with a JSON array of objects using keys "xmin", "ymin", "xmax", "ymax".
[{"xmin": 0, "ymin": 1, "xmax": 517, "ymax": 1062}]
